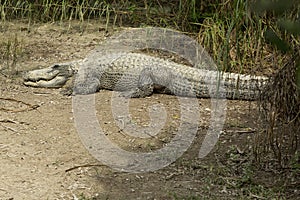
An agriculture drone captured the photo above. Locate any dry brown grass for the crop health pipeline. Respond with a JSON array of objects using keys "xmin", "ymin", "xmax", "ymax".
[{"xmin": 255, "ymin": 49, "xmax": 300, "ymax": 169}]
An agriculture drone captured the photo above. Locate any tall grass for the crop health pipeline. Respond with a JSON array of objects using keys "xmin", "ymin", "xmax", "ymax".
[
  {"xmin": 0, "ymin": 34, "xmax": 23, "ymax": 77},
  {"xmin": 0, "ymin": 0, "xmax": 206, "ymax": 30},
  {"xmin": 197, "ymin": 0, "xmax": 270, "ymax": 73},
  {"xmin": 0, "ymin": 0, "xmax": 112, "ymax": 23},
  {"xmin": 253, "ymin": 0, "xmax": 300, "ymax": 169}
]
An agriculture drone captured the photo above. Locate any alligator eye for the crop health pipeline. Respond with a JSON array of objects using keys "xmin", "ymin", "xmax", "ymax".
[{"xmin": 52, "ymin": 65, "xmax": 61, "ymax": 69}]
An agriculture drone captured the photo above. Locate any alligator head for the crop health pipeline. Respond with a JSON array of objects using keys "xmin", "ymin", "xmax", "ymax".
[{"xmin": 23, "ymin": 62, "xmax": 78, "ymax": 88}]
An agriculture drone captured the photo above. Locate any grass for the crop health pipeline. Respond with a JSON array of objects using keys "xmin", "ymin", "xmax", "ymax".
[
  {"xmin": 1, "ymin": 0, "xmax": 103, "ymax": 22},
  {"xmin": 170, "ymin": 144, "xmax": 286, "ymax": 200},
  {"xmin": 194, "ymin": 0, "xmax": 299, "ymax": 170},
  {"xmin": 198, "ymin": 0, "xmax": 275, "ymax": 74},
  {"xmin": 0, "ymin": 33, "xmax": 24, "ymax": 77},
  {"xmin": 1, "ymin": 0, "xmax": 292, "ymax": 73}
]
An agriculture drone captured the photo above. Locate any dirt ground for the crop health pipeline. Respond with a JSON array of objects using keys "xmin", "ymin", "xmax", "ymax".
[{"xmin": 0, "ymin": 21, "xmax": 299, "ymax": 200}]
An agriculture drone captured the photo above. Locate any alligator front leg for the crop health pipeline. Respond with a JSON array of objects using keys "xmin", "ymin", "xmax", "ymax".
[{"xmin": 73, "ymin": 77, "xmax": 101, "ymax": 95}]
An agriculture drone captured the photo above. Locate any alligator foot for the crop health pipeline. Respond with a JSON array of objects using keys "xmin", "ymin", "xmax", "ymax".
[{"xmin": 119, "ymin": 85, "xmax": 154, "ymax": 98}]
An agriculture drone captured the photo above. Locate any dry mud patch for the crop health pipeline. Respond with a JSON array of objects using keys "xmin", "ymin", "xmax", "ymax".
[{"xmin": 0, "ymin": 21, "xmax": 293, "ymax": 199}]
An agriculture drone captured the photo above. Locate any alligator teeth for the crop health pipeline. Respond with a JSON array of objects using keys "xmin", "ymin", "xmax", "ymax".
[
  {"xmin": 24, "ymin": 76, "xmax": 68, "ymax": 88},
  {"xmin": 23, "ymin": 69, "xmax": 60, "ymax": 82}
]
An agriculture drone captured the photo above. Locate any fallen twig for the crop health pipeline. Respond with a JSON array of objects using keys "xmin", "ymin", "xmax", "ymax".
[
  {"xmin": 0, "ymin": 118, "xmax": 29, "ymax": 125},
  {"xmin": 65, "ymin": 164, "xmax": 107, "ymax": 172},
  {"xmin": 0, "ymin": 97, "xmax": 39, "ymax": 113},
  {"xmin": 0, "ymin": 119, "xmax": 17, "ymax": 124},
  {"xmin": 249, "ymin": 192, "xmax": 266, "ymax": 199},
  {"xmin": 0, "ymin": 124, "xmax": 18, "ymax": 133}
]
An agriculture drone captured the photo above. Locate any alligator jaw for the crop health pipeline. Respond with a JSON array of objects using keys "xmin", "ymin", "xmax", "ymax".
[
  {"xmin": 24, "ymin": 75, "xmax": 69, "ymax": 88},
  {"xmin": 23, "ymin": 64, "xmax": 74, "ymax": 88}
]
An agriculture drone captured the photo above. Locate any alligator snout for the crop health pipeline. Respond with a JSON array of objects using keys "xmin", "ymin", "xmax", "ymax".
[{"xmin": 23, "ymin": 64, "xmax": 74, "ymax": 88}]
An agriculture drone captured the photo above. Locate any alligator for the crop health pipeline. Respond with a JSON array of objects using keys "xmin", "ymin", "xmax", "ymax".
[{"xmin": 23, "ymin": 52, "xmax": 268, "ymax": 100}]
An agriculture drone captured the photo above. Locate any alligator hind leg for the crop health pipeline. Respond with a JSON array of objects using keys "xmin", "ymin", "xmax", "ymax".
[
  {"xmin": 120, "ymin": 68, "xmax": 155, "ymax": 98},
  {"xmin": 121, "ymin": 67, "xmax": 172, "ymax": 98}
]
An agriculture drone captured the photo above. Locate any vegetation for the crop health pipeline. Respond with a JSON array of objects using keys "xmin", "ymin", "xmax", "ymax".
[
  {"xmin": 252, "ymin": 0, "xmax": 300, "ymax": 169},
  {"xmin": 1, "ymin": 0, "xmax": 298, "ymax": 72}
]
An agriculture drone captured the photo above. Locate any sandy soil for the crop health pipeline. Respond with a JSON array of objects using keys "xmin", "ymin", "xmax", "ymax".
[{"xmin": 0, "ymin": 21, "xmax": 298, "ymax": 200}]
